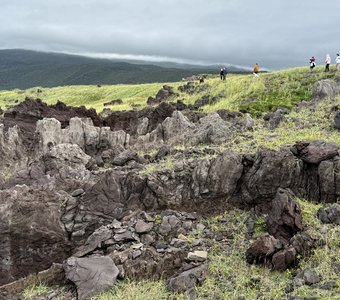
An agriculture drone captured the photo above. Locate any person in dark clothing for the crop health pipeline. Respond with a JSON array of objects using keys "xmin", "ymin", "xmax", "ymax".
[
  {"xmin": 223, "ymin": 67, "xmax": 227, "ymax": 80},
  {"xmin": 309, "ymin": 56, "xmax": 316, "ymax": 71},
  {"xmin": 220, "ymin": 68, "xmax": 225, "ymax": 80}
]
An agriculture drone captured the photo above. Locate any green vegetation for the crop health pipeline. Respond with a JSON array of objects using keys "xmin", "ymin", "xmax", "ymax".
[
  {"xmin": 89, "ymin": 206, "xmax": 340, "ymax": 300},
  {"xmin": 0, "ymin": 65, "xmax": 337, "ymax": 114},
  {"xmin": 91, "ymin": 280, "xmax": 170, "ymax": 300},
  {"xmin": 224, "ymin": 95, "xmax": 340, "ymax": 153},
  {"xmin": 22, "ymin": 282, "xmax": 52, "ymax": 300}
]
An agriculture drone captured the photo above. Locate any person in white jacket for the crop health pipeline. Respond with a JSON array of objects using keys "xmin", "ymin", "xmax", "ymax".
[
  {"xmin": 325, "ymin": 54, "xmax": 331, "ymax": 72},
  {"xmin": 336, "ymin": 54, "xmax": 340, "ymax": 71}
]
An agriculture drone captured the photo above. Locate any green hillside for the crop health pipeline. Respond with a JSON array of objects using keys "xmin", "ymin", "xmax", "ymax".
[
  {"xmin": 0, "ymin": 65, "xmax": 337, "ymax": 113},
  {"xmin": 0, "ymin": 49, "xmax": 220, "ymax": 90}
]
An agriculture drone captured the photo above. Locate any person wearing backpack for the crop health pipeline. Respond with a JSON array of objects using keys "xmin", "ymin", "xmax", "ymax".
[
  {"xmin": 220, "ymin": 68, "xmax": 225, "ymax": 80},
  {"xmin": 336, "ymin": 54, "xmax": 340, "ymax": 71},
  {"xmin": 253, "ymin": 63, "xmax": 260, "ymax": 77}
]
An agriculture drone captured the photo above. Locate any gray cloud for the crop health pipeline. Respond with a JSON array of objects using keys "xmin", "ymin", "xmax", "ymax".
[{"xmin": 1, "ymin": 0, "xmax": 339, "ymax": 69}]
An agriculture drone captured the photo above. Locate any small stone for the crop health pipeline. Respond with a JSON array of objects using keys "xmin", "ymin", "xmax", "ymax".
[
  {"xmin": 191, "ymin": 239, "xmax": 203, "ymax": 247},
  {"xmin": 178, "ymin": 234, "xmax": 188, "ymax": 241},
  {"xmin": 196, "ymin": 223, "xmax": 206, "ymax": 231},
  {"xmin": 135, "ymin": 220, "xmax": 153, "ymax": 233},
  {"xmin": 71, "ymin": 188, "xmax": 84, "ymax": 197},
  {"xmin": 141, "ymin": 212, "xmax": 155, "ymax": 222},
  {"xmin": 182, "ymin": 221, "xmax": 193, "ymax": 231},
  {"xmin": 114, "ymin": 231, "xmax": 134, "ymax": 242},
  {"xmin": 187, "ymin": 251, "xmax": 208, "ymax": 262},
  {"xmin": 132, "ymin": 250, "xmax": 142, "ymax": 259},
  {"xmin": 303, "ymin": 269, "xmax": 320, "ymax": 285},
  {"xmin": 140, "ymin": 234, "xmax": 155, "ymax": 245},
  {"xmin": 155, "ymin": 241, "xmax": 168, "ymax": 250},
  {"xmin": 103, "ymin": 239, "xmax": 115, "ymax": 246},
  {"xmin": 117, "ymin": 264, "xmax": 125, "ymax": 279},
  {"xmin": 293, "ymin": 277, "xmax": 305, "ymax": 287},
  {"xmin": 170, "ymin": 238, "xmax": 187, "ymax": 248},
  {"xmin": 110, "ymin": 220, "xmax": 122, "ymax": 229},
  {"xmin": 214, "ymin": 232, "xmax": 224, "ymax": 241},
  {"xmin": 131, "ymin": 243, "xmax": 143, "ymax": 250}
]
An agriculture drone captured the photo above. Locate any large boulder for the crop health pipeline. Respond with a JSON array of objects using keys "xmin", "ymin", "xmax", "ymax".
[
  {"xmin": 291, "ymin": 140, "xmax": 338, "ymax": 164},
  {"xmin": 192, "ymin": 150, "xmax": 243, "ymax": 199},
  {"xmin": 0, "ymin": 185, "xmax": 71, "ymax": 285},
  {"xmin": 266, "ymin": 189, "xmax": 303, "ymax": 241},
  {"xmin": 64, "ymin": 255, "xmax": 119, "ymax": 300},
  {"xmin": 312, "ymin": 80, "xmax": 340, "ymax": 100},
  {"xmin": 167, "ymin": 265, "xmax": 207, "ymax": 293},
  {"xmin": 188, "ymin": 113, "xmax": 232, "ymax": 145},
  {"xmin": 241, "ymin": 148, "xmax": 303, "ymax": 207},
  {"xmin": 317, "ymin": 203, "xmax": 340, "ymax": 225},
  {"xmin": 245, "ymin": 234, "xmax": 282, "ymax": 265}
]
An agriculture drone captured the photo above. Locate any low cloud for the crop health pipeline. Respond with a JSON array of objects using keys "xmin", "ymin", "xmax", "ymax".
[{"xmin": 1, "ymin": 0, "xmax": 339, "ymax": 69}]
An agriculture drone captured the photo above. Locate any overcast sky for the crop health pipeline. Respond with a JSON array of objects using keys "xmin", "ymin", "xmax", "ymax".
[{"xmin": 0, "ymin": 0, "xmax": 339, "ymax": 69}]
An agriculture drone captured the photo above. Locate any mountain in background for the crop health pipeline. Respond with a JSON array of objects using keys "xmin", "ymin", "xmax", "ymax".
[{"xmin": 0, "ymin": 49, "xmax": 248, "ymax": 90}]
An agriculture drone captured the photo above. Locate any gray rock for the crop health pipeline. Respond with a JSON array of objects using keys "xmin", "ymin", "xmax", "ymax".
[
  {"xmin": 266, "ymin": 188, "xmax": 303, "ymax": 241},
  {"xmin": 246, "ymin": 234, "xmax": 282, "ymax": 265},
  {"xmin": 135, "ymin": 220, "xmax": 154, "ymax": 233},
  {"xmin": 114, "ymin": 231, "xmax": 135, "ymax": 242},
  {"xmin": 313, "ymin": 79, "xmax": 340, "ymax": 100},
  {"xmin": 112, "ymin": 150, "xmax": 138, "ymax": 166},
  {"xmin": 302, "ymin": 269, "xmax": 320, "ymax": 286},
  {"xmin": 72, "ymin": 189, "xmax": 84, "ymax": 197},
  {"xmin": 167, "ymin": 265, "xmax": 207, "ymax": 293},
  {"xmin": 291, "ymin": 140, "xmax": 338, "ymax": 164},
  {"xmin": 187, "ymin": 251, "xmax": 208, "ymax": 262},
  {"xmin": 140, "ymin": 234, "xmax": 155, "ymax": 245},
  {"xmin": 64, "ymin": 255, "xmax": 119, "ymax": 300},
  {"xmin": 74, "ymin": 226, "xmax": 112, "ymax": 257},
  {"xmin": 317, "ymin": 203, "xmax": 340, "ymax": 225}
]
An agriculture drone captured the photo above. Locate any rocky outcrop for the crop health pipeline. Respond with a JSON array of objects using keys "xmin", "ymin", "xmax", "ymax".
[
  {"xmin": 64, "ymin": 255, "xmax": 119, "ymax": 300},
  {"xmin": 0, "ymin": 185, "xmax": 72, "ymax": 285},
  {"xmin": 147, "ymin": 85, "xmax": 178, "ymax": 105},
  {"xmin": 291, "ymin": 140, "xmax": 338, "ymax": 164},
  {"xmin": 317, "ymin": 203, "xmax": 340, "ymax": 225},
  {"xmin": 1, "ymin": 98, "xmax": 340, "ymax": 294},
  {"xmin": 312, "ymin": 79, "xmax": 340, "ymax": 100},
  {"xmin": 167, "ymin": 265, "xmax": 207, "ymax": 293},
  {"xmin": 246, "ymin": 189, "xmax": 317, "ymax": 271},
  {"xmin": 266, "ymin": 189, "xmax": 303, "ymax": 241}
]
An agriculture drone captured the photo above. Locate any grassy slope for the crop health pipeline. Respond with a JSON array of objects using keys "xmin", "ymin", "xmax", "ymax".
[
  {"xmin": 5, "ymin": 66, "xmax": 340, "ymax": 299},
  {"xmin": 0, "ymin": 66, "xmax": 337, "ymax": 113}
]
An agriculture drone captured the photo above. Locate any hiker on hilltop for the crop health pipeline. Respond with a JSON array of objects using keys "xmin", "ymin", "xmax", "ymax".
[
  {"xmin": 253, "ymin": 63, "xmax": 260, "ymax": 77},
  {"xmin": 223, "ymin": 68, "xmax": 227, "ymax": 80},
  {"xmin": 220, "ymin": 68, "xmax": 224, "ymax": 80},
  {"xmin": 309, "ymin": 56, "xmax": 316, "ymax": 71},
  {"xmin": 336, "ymin": 54, "xmax": 340, "ymax": 71},
  {"xmin": 325, "ymin": 54, "xmax": 331, "ymax": 72}
]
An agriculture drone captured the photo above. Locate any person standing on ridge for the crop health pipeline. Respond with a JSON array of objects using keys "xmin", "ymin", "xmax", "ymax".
[
  {"xmin": 309, "ymin": 56, "xmax": 316, "ymax": 71},
  {"xmin": 220, "ymin": 68, "xmax": 225, "ymax": 80},
  {"xmin": 325, "ymin": 54, "xmax": 331, "ymax": 72},
  {"xmin": 223, "ymin": 67, "xmax": 227, "ymax": 80},
  {"xmin": 336, "ymin": 54, "xmax": 340, "ymax": 71},
  {"xmin": 253, "ymin": 63, "xmax": 260, "ymax": 77}
]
